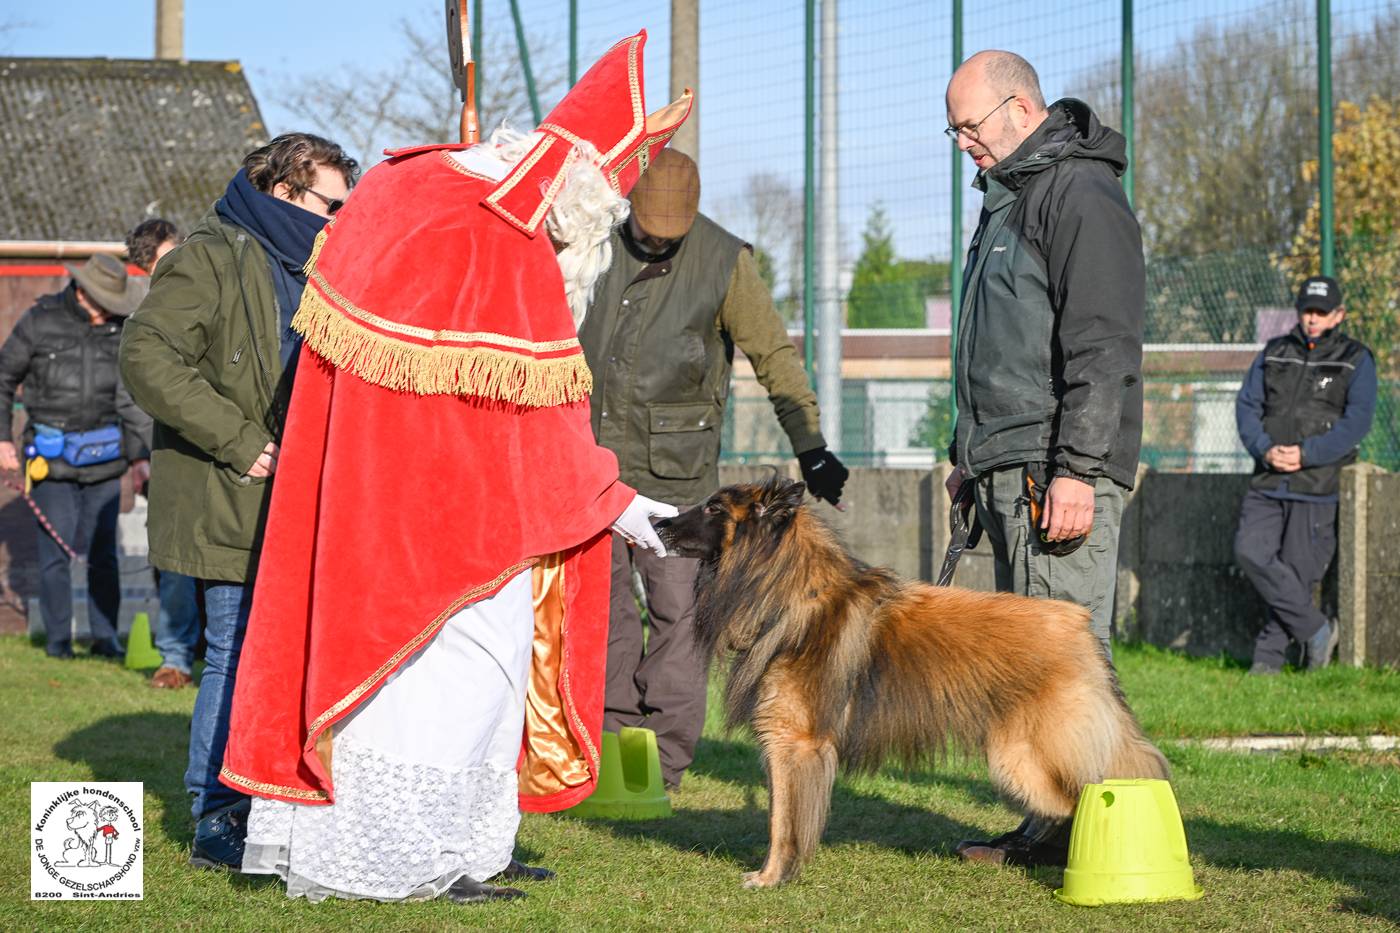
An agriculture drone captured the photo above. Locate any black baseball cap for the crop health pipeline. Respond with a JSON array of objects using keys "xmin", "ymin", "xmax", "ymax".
[{"xmin": 1295, "ymin": 275, "xmax": 1342, "ymax": 313}]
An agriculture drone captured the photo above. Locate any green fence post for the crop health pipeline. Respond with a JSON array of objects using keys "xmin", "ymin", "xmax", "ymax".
[
  {"xmin": 803, "ymin": 0, "xmax": 816, "ymax": 385},
  {"xmin": 472, "ymin": 0, "xmax": 482, "ymax": 120},
  {"xmin": 1121, "ymin": 0, "xmax": 1134, "ymax": 209},
  {"xmin": 508, "ymin": 0, "xmax": 542, "ymax": 125},
  {"xmin": 949, "ymin": 0, "xmax": 963, "ymax": 422},
  {"xmin": 569, "ymin": 0, "xmax": 578, "ymax": 86},
  {"xmin": 1318, "ymin": 0, "xmax": 1334, "ymax": 277}
]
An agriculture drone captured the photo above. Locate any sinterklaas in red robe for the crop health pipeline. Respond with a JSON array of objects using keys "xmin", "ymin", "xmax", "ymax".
[{"xmin": 218, "ymin": 144, "xmax": 634, "ymax": 814}]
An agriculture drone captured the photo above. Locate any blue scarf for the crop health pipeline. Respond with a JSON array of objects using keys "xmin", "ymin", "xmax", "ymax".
[{"xmin": 216, "ymin": 169, "xmax": 328, "ymax": 367}]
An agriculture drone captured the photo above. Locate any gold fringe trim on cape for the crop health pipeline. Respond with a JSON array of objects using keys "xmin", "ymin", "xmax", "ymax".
[
  {"xmin": 292, "ymin": 280, "xmax": 593, "ymax": 406},
  {"xmin": 302, "ymin": 226, "xmax": 330, "ymax": 276}
]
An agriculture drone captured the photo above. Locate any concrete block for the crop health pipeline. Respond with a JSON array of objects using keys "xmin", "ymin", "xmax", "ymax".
[
  {"xmin": 1137, "ymin": 563, "xmax": 1260, "ymax": 660},
  {"xmin": 821, "ymin": 467, "xmax": 929, "ymax": 582},
  {"xmin": 1365, "ymin": 571, "xmax": 1400, "ymax": 667},
  {"xmin": 1140, "ymin": 473, "xmax": 1250, "ymax": 566}
]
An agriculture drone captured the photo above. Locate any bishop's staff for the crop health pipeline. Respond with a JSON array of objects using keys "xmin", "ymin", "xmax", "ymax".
[{"xmin": 446, "ymin": 0, "xmax": 479, "ymax": 144}]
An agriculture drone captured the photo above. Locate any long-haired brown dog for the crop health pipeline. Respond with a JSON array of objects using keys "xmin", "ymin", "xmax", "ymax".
[{"xmin": 656, "ymin": 477, "xmax": 1169, "ymax": 888}]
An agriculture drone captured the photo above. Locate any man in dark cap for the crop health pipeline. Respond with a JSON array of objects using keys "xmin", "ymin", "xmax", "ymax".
[
  {"xmin": 0, "ymin": 254, "xmax": 152, "ymax": 659},
  {"xmin": 579, "ymin": 148, "xmax": 846, "ymax": 791},
  {"xmin": 1234, "ymin": 274, "xmax": 1376, "ymax": 674}
]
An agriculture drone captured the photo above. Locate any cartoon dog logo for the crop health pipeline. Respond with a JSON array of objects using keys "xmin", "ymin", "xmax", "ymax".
[{"xmin": 54, "ymin": 801, "xmax": 104, "ymax": 867}]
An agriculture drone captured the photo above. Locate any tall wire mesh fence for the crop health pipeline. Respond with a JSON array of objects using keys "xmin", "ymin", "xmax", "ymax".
[{"xmin": 399, "ymin": 0, "xmax": 1400, "ymax": 472}]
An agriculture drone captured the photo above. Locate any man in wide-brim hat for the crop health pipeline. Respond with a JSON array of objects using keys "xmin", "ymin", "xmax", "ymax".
[
  {"xmin": 64, "ymin": 253, "xmax": 146, "ymax": 317},
  {"xmin": 0, "ymin": 253, "xmax": 151, "ymax": 660}
]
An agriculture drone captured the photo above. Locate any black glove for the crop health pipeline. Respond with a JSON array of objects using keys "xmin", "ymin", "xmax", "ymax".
[{"xmin": 798, "ymin": 447, "xmax": 849, "ymax": 507}]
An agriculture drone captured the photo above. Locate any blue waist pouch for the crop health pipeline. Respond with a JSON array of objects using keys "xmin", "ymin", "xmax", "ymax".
[{"xmin": 60, "ymin": 424, "xmax": 123, "ymax": 467}]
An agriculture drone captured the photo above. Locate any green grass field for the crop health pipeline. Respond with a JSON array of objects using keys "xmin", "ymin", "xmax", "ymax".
[{"xmin": 2, "ymin": 636, "xmax": 1397, "ymax": 931}]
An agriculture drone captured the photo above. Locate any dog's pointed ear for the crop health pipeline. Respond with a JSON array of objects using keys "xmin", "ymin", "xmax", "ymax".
[{"xmin": 780, "ymin": 479, "xmax": 808, "ymax": 510}]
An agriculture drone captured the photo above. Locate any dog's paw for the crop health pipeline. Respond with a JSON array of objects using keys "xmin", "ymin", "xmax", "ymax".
[{"xmin": 741, "ymin": 870, "xmax": 781, "ymax": 889}]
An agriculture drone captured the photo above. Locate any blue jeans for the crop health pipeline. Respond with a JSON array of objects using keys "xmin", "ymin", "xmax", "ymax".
[
  {"xmin": 155, "ymin": 571, "xmax": 201, "ymax": 673},
  {"xmin": 31, "ymin": 477, "xmax": 121, "ymax": 656},
  {"xmin": 185, "ymin": 581, "xmax": 252, "ymax": 820}
]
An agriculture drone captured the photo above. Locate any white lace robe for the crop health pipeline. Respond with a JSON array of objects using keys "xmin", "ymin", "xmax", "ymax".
[{"xmin": 241, "ymin": 569, "xmax": 533, "ymax": 902}]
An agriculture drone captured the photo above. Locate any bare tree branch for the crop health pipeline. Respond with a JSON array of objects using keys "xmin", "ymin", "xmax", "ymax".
[{"xmin": 272, "ymin": 12, "xmax": 564, "ymax": 168}]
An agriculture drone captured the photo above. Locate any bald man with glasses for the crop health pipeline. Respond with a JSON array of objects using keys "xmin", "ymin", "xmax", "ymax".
[{"xmin": 941, "ymin": 51, "xmax": 1147, "ymax": 869}]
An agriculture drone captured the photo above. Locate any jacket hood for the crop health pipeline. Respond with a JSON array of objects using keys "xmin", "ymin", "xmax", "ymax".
[{"xmin": 984, "ymin": 98, "xmax": 1127, "ymax": 191}]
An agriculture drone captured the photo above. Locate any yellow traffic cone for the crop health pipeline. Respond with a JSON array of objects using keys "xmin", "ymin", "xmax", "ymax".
[
  {"xmin": 124, "ymin": 612, "xmax": 163, "ymax": 670},
  {"xmin": 567, "ymin": 727, "xmax": 673, "ymax": 820}
]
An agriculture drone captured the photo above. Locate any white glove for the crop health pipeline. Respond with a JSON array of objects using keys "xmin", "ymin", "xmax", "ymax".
[{"xmin": 612, "ymin": 493, "xmax": 679, "ymax": 557}]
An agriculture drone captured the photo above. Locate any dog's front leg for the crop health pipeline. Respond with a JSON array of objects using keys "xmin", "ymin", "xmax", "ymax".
[{"xmin": 743, "ymin": 735, "xmax": 837, "ymax": 889}]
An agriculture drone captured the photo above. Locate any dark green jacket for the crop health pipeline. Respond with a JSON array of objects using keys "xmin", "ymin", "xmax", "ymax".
[
  {"xmin": 119, "ymin": 208, "xmax": 288, "ymax": 582},
  {"xmin": 953, "ymin": 99, "xmax": 1145, "ymax": 489},
  {"xmin": 580, "ymin": 214, "xmax": 824, "ymax": 504}
]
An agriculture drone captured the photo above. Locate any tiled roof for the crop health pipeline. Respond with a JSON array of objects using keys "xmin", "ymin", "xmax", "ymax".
[{"xmin": 0, "ymin": 57, "xmax": 267, "ymax": 241}]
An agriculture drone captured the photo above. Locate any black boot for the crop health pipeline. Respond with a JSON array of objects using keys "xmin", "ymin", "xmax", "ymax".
[
  {"xmin": 490, "ymin": 858, "xmax": 556, "ymax": 883},
  {"xmin": 957, "ymin": 817, "xmax": 1070, "ymax": 868},
  {"xmin": 443, "ymin": 875, "xmax": 526, "ymax": 903}
]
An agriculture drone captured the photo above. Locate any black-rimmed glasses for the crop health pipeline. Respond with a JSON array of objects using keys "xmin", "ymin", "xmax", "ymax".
[
  {"xmin": 944, "ymin": 95, "xmax": 1016, "ymax": 141},
  {"xmin": 303, "ymin": 188, "xmax": 345, "ymax": 215}
]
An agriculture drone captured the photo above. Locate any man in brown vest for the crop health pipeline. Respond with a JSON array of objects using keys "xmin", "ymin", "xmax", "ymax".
[{"xmin": 579, "ymin": 150, "xmax": 847, "ymax": 789}]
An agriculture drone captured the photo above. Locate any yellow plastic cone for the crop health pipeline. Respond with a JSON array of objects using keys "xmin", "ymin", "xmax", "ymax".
[
  {"xmin": 1055, "ymin": 778, "xmax": 1203, "ymax": 906},
  {"xmin": 124, "ymin": 611, "xmax": 163, "ymax": 670},
  {"xmin": 567, "ymin": 727, "xmax": 673, "ymax": 820}
]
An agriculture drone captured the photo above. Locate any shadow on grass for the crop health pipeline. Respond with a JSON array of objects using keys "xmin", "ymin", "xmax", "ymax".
[
  {"xmin": 52, "ymin": 712, "xmax": 194, "ymax": 848},
  {"xmin": 1187, "ymin": 817, "xmax": 1400, "ymax": 923},
  {"xmin": 581, "ymin": 736, "xmax": 992, "ymax": 872},
  {"xmin": 690, "ymin": 733, "xmax": 1018, "ymax": 813}
]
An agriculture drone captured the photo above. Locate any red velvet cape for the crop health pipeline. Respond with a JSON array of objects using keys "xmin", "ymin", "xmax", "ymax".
[{"xmin": 219, "ymin": 148, "xmax": 632, "ymax": 812}]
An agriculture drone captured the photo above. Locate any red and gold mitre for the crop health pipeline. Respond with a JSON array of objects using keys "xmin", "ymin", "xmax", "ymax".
[{"xmin": 482, "ymin": 29, "xmax": 693, "ymax": 236}]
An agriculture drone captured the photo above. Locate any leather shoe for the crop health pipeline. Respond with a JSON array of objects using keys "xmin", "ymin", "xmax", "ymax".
[
  {"xmin": 956, "ymin": 825, "xmax": 1069, "ymax": 868},
  {"xmin": 959, "ymin": 836, "xmax": 1068, "ymax": 868},
  {"xmin": 491, "ymin": 858, "xmax": 555, "ymax": 883},
  {"xmin": 151, "ymin": 666, "xmax": 194, "ymax": 689},
  {"xmin": 954, "ymin": 828, "xmax": 1024, "ymax": 856},
  {"xmin": 444, "ymin": 876, "xmax": 525, "ymax": 903}
]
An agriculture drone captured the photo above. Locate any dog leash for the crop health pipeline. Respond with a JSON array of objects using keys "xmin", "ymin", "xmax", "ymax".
[
  {"xmin": 936, "ymin": 478, "xmax": 981, "ymax": 587},
  {"xmin": 2, "ymin": 474, "xmax": 81, "ymax": 562}
]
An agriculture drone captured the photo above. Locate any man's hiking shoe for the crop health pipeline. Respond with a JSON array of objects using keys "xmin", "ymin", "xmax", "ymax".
[
  {"xmin": 1305, "ymin": 619, "xmax": 1340, "ymax": 670},
  {"xmin": 189, "ymin": 799, "xmax": 249, "ymax": 871}
]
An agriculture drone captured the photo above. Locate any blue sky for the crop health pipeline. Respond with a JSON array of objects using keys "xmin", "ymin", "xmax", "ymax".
[{"xmin": 7, "ymin": 0, "xmax": 1387, "ymax": 274}]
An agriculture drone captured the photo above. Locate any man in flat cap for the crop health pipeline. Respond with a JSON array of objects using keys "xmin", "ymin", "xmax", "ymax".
[
  {"xmin": 579, "ymin": 149, "xmax": 847, "ymax": 791},
  {"xmin": 0, "ymin": 254, "xmax": 151, "ymax": 659},
  {"xmin": 1234, "ymin": 274, "xmax": 1376, "ymax": 674}
]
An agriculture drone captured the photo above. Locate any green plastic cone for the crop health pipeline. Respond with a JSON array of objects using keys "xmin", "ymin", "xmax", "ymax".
[
  {"xmin": 123, "ymin": 611, "xmax": 163, "ymax": 670},
  {"xmin": 1055, "ymin": 779, "xmax": 1203, "ymax": 906},
  {"xmin": 567, "ymin": 727, "xmax": 672, "ymax": 820}
]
